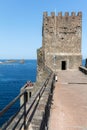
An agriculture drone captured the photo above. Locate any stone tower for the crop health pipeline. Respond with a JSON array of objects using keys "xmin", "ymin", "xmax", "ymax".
[{"xmin": 37, "ymin": 12, "xmax": 82, "ymax": 73}]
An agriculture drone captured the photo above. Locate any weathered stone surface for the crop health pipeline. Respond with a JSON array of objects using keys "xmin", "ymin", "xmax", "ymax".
[
  {"xmin": 37, "ymin": 12, "xmax": 82, "ymax": 72},
  {"xmin": 48, "ymin": 71, "xmax": 87, "ymax": 130}
]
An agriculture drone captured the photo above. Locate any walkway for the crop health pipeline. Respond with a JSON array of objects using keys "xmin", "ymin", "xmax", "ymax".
[{"xmin": 48, "ymin": 70, "xmax": 87, "ymax": 130}]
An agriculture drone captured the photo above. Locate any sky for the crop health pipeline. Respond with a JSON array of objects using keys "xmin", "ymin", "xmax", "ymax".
[{"xmin": 0, "ymin": 0, "xmax": 87, "ymax": 59}]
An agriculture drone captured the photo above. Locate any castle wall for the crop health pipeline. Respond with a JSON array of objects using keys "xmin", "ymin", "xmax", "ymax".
[
  {"xmin": 42, "ymin": 12, "xmax": 82, "ymax": 71},
  {"xmin": 45, "ymin": 54, "xmax": 82, "ymax": 71}
]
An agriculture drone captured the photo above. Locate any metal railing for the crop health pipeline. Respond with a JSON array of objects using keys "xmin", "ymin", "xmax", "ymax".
[
  {"xmin": 0, "ymin": 69, "xmax": 53, "ymax": 130},
  {"xmin": 79, "ymin": 65, "xmax": 87, "ymax": 74},
  {"xmin": 0, "ymin": 91, "xmax": 27, "ymax": 130}
]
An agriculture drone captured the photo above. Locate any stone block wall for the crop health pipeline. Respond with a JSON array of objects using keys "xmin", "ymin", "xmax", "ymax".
[
  {"xmin": 40, "ymin": 12, "xmax": 82, "ymax": 71},
  {"xmin": 37, "ymin": 47, "xmax": 45, "ymax": 81},
  {"xmin": 45, "ymin": 54, "xmax": 82, "ymax": 71}
]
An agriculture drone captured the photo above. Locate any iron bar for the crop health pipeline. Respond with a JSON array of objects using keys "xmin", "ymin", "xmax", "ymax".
[
  {"xmin": 0, "ymin": 92, "xmax": 24, "ymax": 117},
  {"xmin": 24, "ymin": 91, "xmax": 27, "ymax": 129}
]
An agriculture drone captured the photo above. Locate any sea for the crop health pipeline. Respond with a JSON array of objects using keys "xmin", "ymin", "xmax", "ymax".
[
  {"xmin": 0, "ymin": 59, "xmax": 86, "ymax": 126},
  {"xmin": 0, "ymin": 60, "xmax": 37, "ymax": 126}
]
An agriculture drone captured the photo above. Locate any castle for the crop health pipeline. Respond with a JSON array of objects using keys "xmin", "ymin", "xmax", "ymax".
[
  {"xmin": 37, "ymin": 12, "xmax": 82, "ymax": 75},
  {"xmin": 2, "ymin": 10, "xmax": 87, "ymax": 130}
]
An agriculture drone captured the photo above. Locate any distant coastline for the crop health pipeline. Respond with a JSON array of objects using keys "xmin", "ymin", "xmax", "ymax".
[{"xmin": 0, "ymin": 59, "xmax": 25, "ymax": 64}]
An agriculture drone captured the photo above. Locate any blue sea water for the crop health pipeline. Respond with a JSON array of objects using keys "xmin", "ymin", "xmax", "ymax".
[
  {"xmin": 0, "ymin": 60, "xmax": 37, "ymax": 126},
  {"xmin": 0, "ymin": 59, "xmax": 86, "ymax": 126}
]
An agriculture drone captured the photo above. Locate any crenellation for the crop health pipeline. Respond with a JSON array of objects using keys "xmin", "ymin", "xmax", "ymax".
[
  {"xmin": 51, "ymin": 12, "xmax": 55, "ymax": 17},
  {"xmin": 71, "ymin": 12, "xmax": 76, "ymax": 16},
  {"xmin": 65, "ymin": 12, "xmax": 69, "ymax": 16},
  {"xmin": 77, "ymin": 12, "xmax": 82, "ymax": 17},
  {"xmin": 58, "ymin": 12, "xmax": 62, "ymax": 17},
  {"xmin": 43, "ymin": 11, "xmax": 82, "ymax": 18},
  {"xmin": 43, "ymin": 12, "xmax": 48, "ymax": 18}
]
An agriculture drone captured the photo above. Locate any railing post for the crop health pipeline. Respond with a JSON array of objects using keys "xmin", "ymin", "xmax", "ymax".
[{"xmin": 24, "ymin": 91, "xmax": 27, "ymax": 130}]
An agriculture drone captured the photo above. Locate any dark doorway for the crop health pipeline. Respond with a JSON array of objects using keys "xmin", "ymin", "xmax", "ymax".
[
  {"xmin": 61, "ymin": 61, "xmax": 66, "ymax": 70},
  {"xmin": 29, "ymin": 92, "xmax": 32, "ymax": 98},
  {"xmin": 24, "ymin": 92, "xmax": 28, "ymax": 102}
]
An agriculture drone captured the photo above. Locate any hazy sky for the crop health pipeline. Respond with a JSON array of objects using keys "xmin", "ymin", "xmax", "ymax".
[{"xmin": 0, "ymin": 0, "xmax": 87, "ymax": 59}]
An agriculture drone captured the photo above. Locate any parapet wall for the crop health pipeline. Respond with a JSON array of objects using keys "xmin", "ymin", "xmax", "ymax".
[{"xmin": 43, "ymin": 12, "xmax": 82, "ymax": 18}]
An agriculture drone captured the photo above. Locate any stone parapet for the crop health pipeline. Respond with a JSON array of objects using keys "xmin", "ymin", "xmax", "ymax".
[
  {"xmin": 43, "ymin": 11, "xmax": 82, "ymax": 16},
  {"xmin": 29, "ymin": 73, "xmax": 54, "ymax": 130}
]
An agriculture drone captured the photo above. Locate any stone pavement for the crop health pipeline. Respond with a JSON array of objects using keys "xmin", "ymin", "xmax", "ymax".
[{"xmin": 48, "ymin": 70, "xmax": 87, "ymax": 130}]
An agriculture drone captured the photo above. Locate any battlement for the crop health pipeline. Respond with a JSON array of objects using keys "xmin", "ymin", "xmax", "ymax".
[{"xmin": 43, "ymin": 11, "xmax": 82, "ymax": 18}]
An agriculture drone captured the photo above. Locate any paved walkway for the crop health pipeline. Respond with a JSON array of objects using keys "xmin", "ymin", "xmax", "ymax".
[{"xmin": 48, "ymin": 70, "xmax": 87, "ymax": 130}]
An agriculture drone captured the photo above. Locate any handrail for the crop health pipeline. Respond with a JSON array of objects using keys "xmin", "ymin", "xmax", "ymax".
[
  {"xmin": 0, "ymin": 92, "xmax": 24, "ymax": 117},
  {"xmin": 79, "ymin": 65, "xmax": 87, "ymax": 74},
  {"xmin": 0, "ymin": 67, "xmax": 53, "ymax": 130},
  {"xmin": 0, "ymin": 91, "xmax": 27, "ymax": 130}
]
